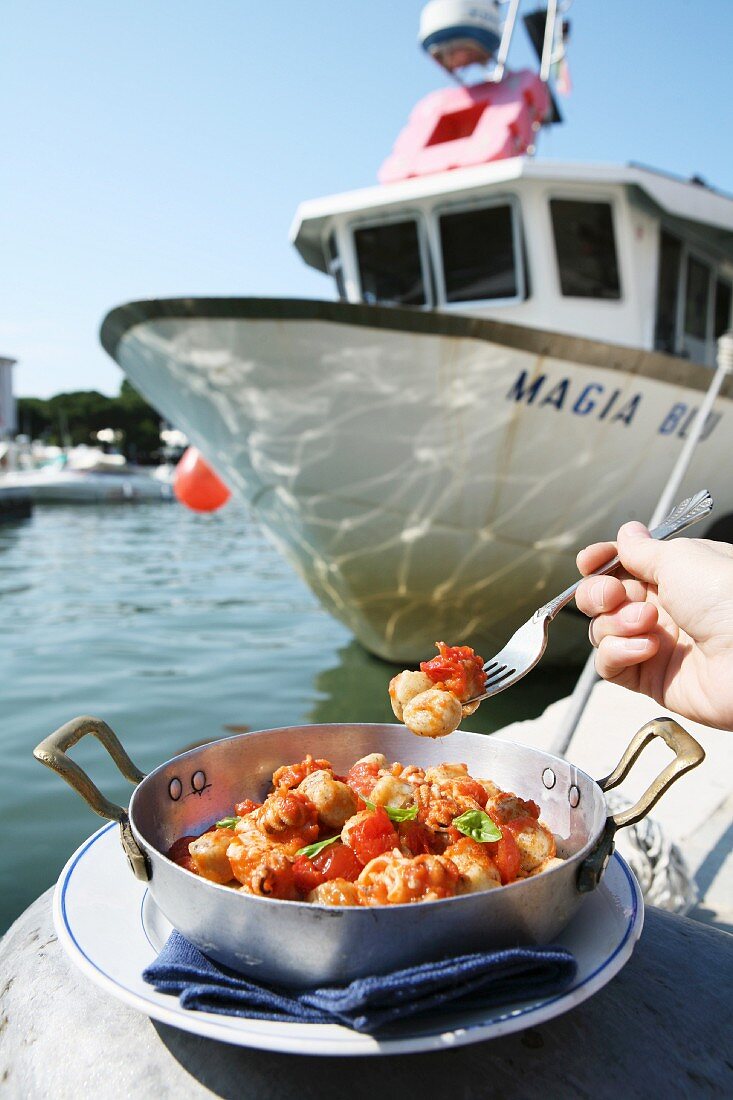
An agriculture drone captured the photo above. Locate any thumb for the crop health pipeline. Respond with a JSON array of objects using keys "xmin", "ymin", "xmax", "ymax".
[{"xmin": 616, "ymin": 521, "xmax": 665, "ymax": 585}]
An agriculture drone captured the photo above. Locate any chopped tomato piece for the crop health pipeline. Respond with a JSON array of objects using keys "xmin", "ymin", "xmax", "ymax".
[
  {"xmin": 345, "ymin": 760, "xmax": 381, "ymax": 799},
  {"xmin": 420, "ymin": 641, "xmax": 486, "ymax": 702},
  {"xmin": 345, "ymin": 806, "xmax": 398, "ymax": 864},
  {"xmin": 293, "ymin": 841, "xmax": 362, "ymax": 894},
  {"xmin": 292, "ymin": 854, "xmax": 324, "ymax": 894},
  {"xmin": 314, "ymin": 842, "xmax": 363, "ymax": 882},
  {"xmin": 487, "ymin": 829, "xmax": 522, "ymax": 885},
  {"xmin": 166, "ymin": 835, "xmax": 199, "ymax": 874}
]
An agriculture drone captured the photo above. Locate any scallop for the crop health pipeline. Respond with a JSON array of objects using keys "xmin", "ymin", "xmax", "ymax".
[
  {"xmin": 388, "ymin": 670, "xmax": 434, "ymax": 721},
  {"xmin": 297, "ymin": 770, "xmax": 357, "ymax": 829},
  {"xmin": 402, "ymin": 687, "xmax": 463, "ymax": 738}
]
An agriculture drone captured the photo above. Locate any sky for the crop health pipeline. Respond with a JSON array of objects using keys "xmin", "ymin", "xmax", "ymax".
[{"xmin": 4, "ymin": 0, "xmax": 733, "ymax": 398}]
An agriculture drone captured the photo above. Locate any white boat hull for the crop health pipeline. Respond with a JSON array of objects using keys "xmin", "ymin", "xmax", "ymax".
[{"xmin": 102, "ymin": 299, "xmax": 733, "ymax": 661}]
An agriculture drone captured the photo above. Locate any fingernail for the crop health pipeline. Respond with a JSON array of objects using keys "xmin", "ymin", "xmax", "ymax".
[
  {"xmin": 624, "ymin": 638, "xmax": 650, "ymax": 652},
  {"xmin": 622, "ymin": 521, "xmax": 648, "ymax": 538},
  {"xmin": 622, "ymin": 603, "xmax": 644, "ymax": 625},
  {"xmin": 590, "ymin": 579, "xmax": 608, "ymax": 608}
]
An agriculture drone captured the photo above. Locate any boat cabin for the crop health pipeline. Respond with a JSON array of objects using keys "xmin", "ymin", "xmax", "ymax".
[{"xmin": 291, "ymin": 159, "xmax": 733, "ymax": 367}]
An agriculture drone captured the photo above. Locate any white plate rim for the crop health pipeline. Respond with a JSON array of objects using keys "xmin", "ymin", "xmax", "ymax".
[{"xmin": 53, "ymin": 822, "xmax": 644, "ymax": 1057}]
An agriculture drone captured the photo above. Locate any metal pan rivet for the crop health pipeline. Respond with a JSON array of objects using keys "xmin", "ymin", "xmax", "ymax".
[
  {"xmin": 568, "ymin": 784, "xmax": 581, "ymax": 808},
  {"xmin": 192, "ymin": 770, "xmax": 207, "ymax": 792},
  {"xmin": 168, "ymin": 777, "xmax": 182, "ymax": 801},
  {"xmin": 542, "ymin": 768, "xmax": 556, "ymax": 789}
]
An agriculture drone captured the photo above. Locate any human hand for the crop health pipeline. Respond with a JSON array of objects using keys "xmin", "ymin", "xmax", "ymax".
[{"xmin": 575, "ymin": 522, "xmax": 733, "ymax": 730}]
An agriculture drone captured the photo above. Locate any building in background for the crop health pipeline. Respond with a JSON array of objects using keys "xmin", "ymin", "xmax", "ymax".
[{"xmin": 0, "ymin": 358, "xmax": 17, "ymax": 439}]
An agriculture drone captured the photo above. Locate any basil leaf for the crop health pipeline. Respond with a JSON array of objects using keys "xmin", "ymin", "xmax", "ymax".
[
  {"xmin": 215, "ymin": 816, "xmax": 240, "ymax": 830},
  {"xmin": 453, "ymin": 809, "xmax": 502, "ymax": 843},
  {"xmin": 363, "ymin": 798, "xmax": 418, "ymax": 823},
  {"xmin": 296, "ymin": 835, "xmax": 339, "ymax": 859}
]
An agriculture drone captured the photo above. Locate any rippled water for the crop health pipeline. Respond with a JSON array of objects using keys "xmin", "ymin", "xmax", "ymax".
[{"xmin": 0, "ymin": 502, "xmax": 578, "ymax": 933}]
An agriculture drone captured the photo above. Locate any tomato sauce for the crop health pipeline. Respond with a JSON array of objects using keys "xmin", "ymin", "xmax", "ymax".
[
  {"xmin": 495, "ymin": 794, "xmax": 540, "ymax": 821},
  {"xmin": 233, "ymin": 798, "xmax": 261, "ymax": 817},
  {"xmin": 420, "ymin": 641, "xmax": 487, "ymax": 702},
  {"xmin": 272, "ymin": 755, "xmax": 331, "ymax": 791},
  {"xmin": 452, "ymin": 776, "xmax": 489, "ymax": 808},
  {"xmin": 398, "ymin": 820, "xmax": 436, "ymax": 856}
]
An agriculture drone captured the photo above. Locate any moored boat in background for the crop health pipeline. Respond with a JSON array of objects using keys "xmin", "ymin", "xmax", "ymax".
[
  {"xmin": 0, "ymin": 353, "xmax": 173, "ymax": 505},
  {"xmin": 0, "ymin": 437, "xmax": 173, "ymax": 504},
  {"xmin": 0, "ymin": 452, "xmax": 173, "ymax": 504},
  {"xmin": 0, "ymin": 356, "xmax": 32, "ymax": 521}
]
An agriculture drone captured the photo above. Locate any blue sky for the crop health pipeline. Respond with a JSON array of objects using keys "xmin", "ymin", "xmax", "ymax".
[{"xmin": 5, "ymin": 0, "xmax": 733, "ymax": 398}]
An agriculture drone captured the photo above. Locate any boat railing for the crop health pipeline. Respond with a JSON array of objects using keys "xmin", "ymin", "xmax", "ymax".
[{"xmin": 491, "ymin": 0, "xmax": 521, "ymax": 83}]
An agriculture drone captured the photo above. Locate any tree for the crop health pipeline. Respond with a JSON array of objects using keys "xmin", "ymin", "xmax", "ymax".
[{"xmin": 16, "ymin": 381, "xmax": 166, "ymax": 464}]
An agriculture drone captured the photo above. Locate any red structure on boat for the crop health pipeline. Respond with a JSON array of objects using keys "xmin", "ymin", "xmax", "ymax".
[{"xmin": 379, "ymin": 70, "xmax": 550, "ymax": 183}]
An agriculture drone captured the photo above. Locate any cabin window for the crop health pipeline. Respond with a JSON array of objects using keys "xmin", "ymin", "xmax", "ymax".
[
  {"xmin": 654, "ymin": 230, "xmax": 682, "ymax": 354},
  {"xmin": 438, "ymin": 203, "xmax": 518, "ymax": 303},
  {"xmin": 354, "ymin": 220, "xmax": 426, "ymax": 306},
  {"xmin": 714, "ymin": 277, "xmax": 732, "ymax": 339},
  {"xmin": 683, "ymin": 256, "xmax": 712, "ymax": 341},
  {"xmin": 325, "ymin": 232, "xmax": 346, "ymax": 300},
  {"xmin": 550, "ymin": 200, "xmax": 621, "ymax": 299}
]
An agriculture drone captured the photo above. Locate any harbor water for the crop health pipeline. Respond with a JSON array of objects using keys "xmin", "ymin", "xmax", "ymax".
[{"xmin": 0, "ymin": 502, "xmax": 578, "ymax": 934}]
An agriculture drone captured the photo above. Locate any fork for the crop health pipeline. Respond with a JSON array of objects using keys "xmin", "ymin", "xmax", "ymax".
[{"xmin": 465, "ymin": 489, "xmax": 714, "ymax": 705}]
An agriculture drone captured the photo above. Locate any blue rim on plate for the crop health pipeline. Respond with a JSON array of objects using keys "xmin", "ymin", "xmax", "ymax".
[{"xmin": 54, "ymin": 822, "xmax": 644, "ymax": 1056}]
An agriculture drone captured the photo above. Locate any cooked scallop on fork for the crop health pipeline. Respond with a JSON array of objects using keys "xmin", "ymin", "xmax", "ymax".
[{"xmin": 389, "ymin": 642, "xmax": 487, "ymax": 738}]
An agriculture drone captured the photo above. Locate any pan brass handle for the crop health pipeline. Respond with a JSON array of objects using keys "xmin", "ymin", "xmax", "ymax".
[
  {"xmin": 34, "ymin": 715, "xmax": 150, "ymax": 881},
  {"xmin": 598, "ymin": 716, "xmax": 705, "ymax": 829},
  {"xmin": 578, "ymin": 716, "xmax": 705, "ymax": 893}
]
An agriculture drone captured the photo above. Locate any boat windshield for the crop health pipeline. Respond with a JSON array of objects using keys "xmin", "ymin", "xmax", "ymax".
[
  {"xmin": 438, "ymin": 203, "xmax": 518, "ymax": 303},
  {"xmin": 550, "ymin": 199, "xmax": 621, "ymax": 299},
  {"xmin": 354, "ymin": 219, "xmax": 427, "ymax": 306}
]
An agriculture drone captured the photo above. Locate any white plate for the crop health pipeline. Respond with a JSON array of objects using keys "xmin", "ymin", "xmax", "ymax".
[{"xmin": 54, "ymin": 822, "xmax": 644, "ymax": 1057}]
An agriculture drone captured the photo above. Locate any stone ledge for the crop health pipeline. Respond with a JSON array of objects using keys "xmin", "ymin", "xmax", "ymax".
[{"xmin": 1, "ymin": 888, "xmax": 731, "ymax": 1099}]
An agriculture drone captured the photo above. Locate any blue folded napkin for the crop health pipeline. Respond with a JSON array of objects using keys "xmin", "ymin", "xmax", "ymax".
[{"xmin": 143, "ymin": 931, "xmax": 577, "ymax": 1035}]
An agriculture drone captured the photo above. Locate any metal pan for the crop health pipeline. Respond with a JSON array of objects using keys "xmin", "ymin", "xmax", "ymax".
[{"xmin": 35, "ymin": 717, "xmax": 704, "ymax": 987}]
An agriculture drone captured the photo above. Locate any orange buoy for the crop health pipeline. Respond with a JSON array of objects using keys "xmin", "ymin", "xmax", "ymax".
[{"xmin": 173, "ymin": 447, "xmax": 231, "ymax": 513}]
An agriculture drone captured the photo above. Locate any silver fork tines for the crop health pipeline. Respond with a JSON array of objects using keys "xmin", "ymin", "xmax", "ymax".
[
  {"xmin": 483, "ymin": 662, "xmax": 517, "ymax": 690},
  {"xmin": 465, "ymin": 490, "xmax": 713, "ymax": 706}
]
